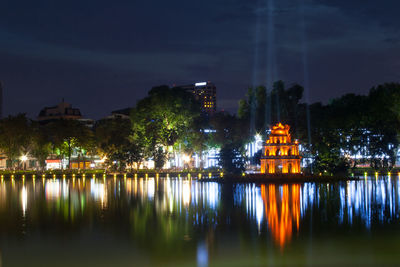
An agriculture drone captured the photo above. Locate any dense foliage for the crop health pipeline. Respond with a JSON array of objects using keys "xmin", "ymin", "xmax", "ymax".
[
  {"xmin": 0, "ymin": 82, "xmax": 399, "ymax": 174},
  {"xmin": 238, "ymin": 82, "xmax": 400, "ymax": 174}
]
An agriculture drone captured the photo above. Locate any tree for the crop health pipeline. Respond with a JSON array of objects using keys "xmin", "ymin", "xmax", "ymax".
[
  {"xmin": 0, "ymin": 114, "xmax": 31, "ymax": 169},
  {"xmin": 153, "ymin": 146, "xmax": 167, "ymax": 170},
  {"xmin": 134, "ymin": 86, "xmax": 201, "ymax": 147},
  {"xmin": 364, "ymin": 83, "xmax": 400, "ymax": 170},
  {"xmin": 219, "ymin": 143, "xmax": 245, "ymax": 174},
  {"xmin": 30, "ymin": 122, "xmax": 52, "ymax": 170},
  {"xmin": 132, "ymin": 85, "xmax": 202, "ymax": 167},
  {"xmin": 179, "ymin": 116, "xmax": 210, "ymax": 169},
  {"xmin": 48, "ymin": 119, "xmax": 94, "ymax": 169},
  {"xmin": 94, "ymin": 118, "xmax": 132, "ymax": 171},
  {"xmin": 210, "ymin": 112, "xmax": 248, "ymax": 174}
]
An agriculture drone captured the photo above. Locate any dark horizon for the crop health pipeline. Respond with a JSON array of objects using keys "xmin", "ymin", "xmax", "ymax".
[{"xmin": 1, "ymin": 0, "xmax": 399, "ymax": 119}]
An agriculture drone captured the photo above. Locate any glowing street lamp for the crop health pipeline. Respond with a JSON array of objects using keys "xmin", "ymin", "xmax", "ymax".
[
  {"xmin": 182, "ymin": 154, "xmax": 190, "ymax": 163},
  {"xmin": 20, "ymin": 155, "xmax": 28, "ymax": 170}
]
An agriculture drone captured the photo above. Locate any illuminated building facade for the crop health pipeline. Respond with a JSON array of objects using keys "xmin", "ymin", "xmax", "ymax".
[
  {"xmin": 178, "ymin": 81, "xmax": 216, "ymax": 115},
  {"xmin": 260, "ymin": 123, "xmax": 301, "ymax": 174}
]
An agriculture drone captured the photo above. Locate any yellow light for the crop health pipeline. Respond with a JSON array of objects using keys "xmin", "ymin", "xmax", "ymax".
[
  {"xmin": 198, "ymin": 173, "xmax": 202, "ymax": 179},
  {"xmin": 188, "ymin": 173, "xmax": 191, "ymax": 179},
  {"xmin": 220, "ymin": 172, "xmax": 223, "ymax": 178},
  {"xmin": 182, "ymin": 154, "xmax": 190, "ymax": 163},
  {"xmin": 156, "ymin": 173, "xmax": 159, "ymax": 178},
  {"xmin": 93, "ymin": 174, "xmax": 96, "ymax": 179},
  {"xmin": 32, "ymin": 174, "xmax": 35, "ymax": 179},
  {"xmin": 242, "ymin": 172, "xmax": 245, "ymax": 177},
  {"xmin": 208, "ymin": 172, "xmax": 212, "ymax": 178}
]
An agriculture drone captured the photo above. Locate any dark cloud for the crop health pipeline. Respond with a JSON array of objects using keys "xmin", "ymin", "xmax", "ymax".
[{"xmin": 0, "ymin": 0, "xmax": 399, "ymax": 118}]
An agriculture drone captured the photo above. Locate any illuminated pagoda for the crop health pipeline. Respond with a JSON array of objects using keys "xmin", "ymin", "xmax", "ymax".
[{"xmin": 261, "ymin": 123, "xmax": 301, "ymax": 174}]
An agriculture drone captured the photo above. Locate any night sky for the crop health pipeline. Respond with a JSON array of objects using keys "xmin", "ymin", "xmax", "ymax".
[{"xmin": 1, "ymin": 0, "xmax": 399, "ymax": 119}]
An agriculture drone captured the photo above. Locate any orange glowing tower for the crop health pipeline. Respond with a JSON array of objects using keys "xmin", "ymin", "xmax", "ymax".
[{"xmin": 260, "ymin": 123, "xmax": 301, "ymax": 174}]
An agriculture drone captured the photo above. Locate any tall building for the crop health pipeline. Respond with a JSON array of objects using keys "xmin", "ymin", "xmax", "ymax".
[{"xmin": 178, "ymin": 81, "xmax": 217, "ymax": 115}]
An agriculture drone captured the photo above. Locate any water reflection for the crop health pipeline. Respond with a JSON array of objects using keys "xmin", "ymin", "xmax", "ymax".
[
  {"xmin": 260, "ymin": 184, "xmax": 300, "ymax": 248},
  {"xmin": 0, "ymin": 177, "xmax": 399, "ymax": 264},
  {"xmin": 234, "ymin": 178, "xmax": 400, "ymax": 248}
]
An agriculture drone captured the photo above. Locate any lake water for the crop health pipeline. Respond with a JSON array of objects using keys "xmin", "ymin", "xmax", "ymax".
[{"xmin": 0, "ymin": 176, "xmax": 399, "ymax": 266}]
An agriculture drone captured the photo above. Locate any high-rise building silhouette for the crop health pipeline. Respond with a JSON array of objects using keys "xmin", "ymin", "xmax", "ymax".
[{"xmin": 177, "ymin": 81, "xmax": 217, "ymax": 115}]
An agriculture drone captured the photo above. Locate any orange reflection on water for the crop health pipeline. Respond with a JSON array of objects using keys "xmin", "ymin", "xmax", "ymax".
[{"xmin": 261, "ymin": 184, "xmax": 301, "ymax": 248}]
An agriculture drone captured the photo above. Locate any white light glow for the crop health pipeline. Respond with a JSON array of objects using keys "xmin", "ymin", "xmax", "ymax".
[
  {"xmin": 21, "ymin": 186, "xmax": 27, "ymax": 216},
  {"xmin": 46, "ymin": 180, "xmax": 61, "ymax": 199},
  {"xmin": 182, "ymin": 154, "xmax": 191, "ymax": 163},
  {"xmin": 195, "ymin": 82, "xmax": 207, "ymax": 86},
  {"xmin": 182, "ymin": 181, "xmax": 191, "ymax": 207}
]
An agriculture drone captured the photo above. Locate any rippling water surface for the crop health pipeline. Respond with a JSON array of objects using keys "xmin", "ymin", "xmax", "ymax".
[{"xmin": 0, "ymin": 176, "xmax": 400, "ymax": 266}]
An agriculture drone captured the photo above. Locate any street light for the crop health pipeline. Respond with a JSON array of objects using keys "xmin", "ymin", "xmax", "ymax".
[{"xmin": 21, "ymin": 155, "xmax": 28, "ymax": 171}]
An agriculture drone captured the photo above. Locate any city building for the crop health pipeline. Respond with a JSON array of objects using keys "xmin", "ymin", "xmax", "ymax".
[
  {"xmin": 177, "ymin": 81, "xmax": 217, "ymax": 115},
  {"xmin": 38, "ymin": 100, "xmax": 82, "ymax": 122},
  {"xmin": 260, "ymin": 123, "xmax": 301, "ymax": 174},
  {"xmin": 106, "ymin": 108, "xmax": 132, "ymax": 120}
]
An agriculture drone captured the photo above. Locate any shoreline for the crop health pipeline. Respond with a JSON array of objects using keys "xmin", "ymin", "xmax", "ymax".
[
  {"xmin": 205, "ymin": 174, "xmax": 360, "ymax": 184},
  {"xmin": 0, "ymin": 170, "xmax": 362, "ymax": 183}
]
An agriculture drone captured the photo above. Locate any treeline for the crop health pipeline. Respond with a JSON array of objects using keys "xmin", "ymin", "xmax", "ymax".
[
  {"xmin": 1, "ymin": 82, "xmax": 399, "ymax": 174},
  {"xmin": 238, "ymin": 82, "xmax": 400, "ymax": 174},
  {"xmin": 0, "ymin": 86, "xmax": 247, "ymax": 173},
  {"xmin": 0, "ymin": 114, "xmax": 95, "ymax": 170}
]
